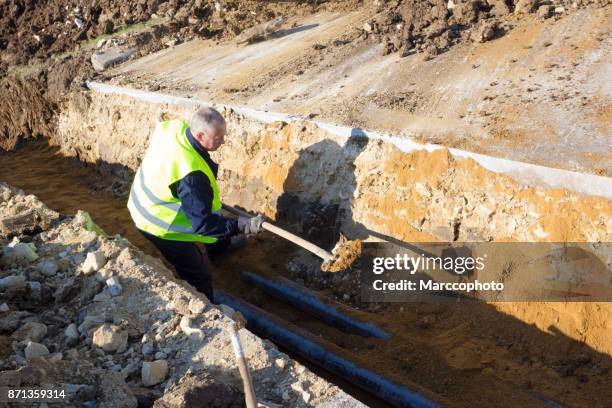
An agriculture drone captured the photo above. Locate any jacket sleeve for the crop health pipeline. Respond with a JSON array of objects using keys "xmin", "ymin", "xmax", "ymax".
[{"xmin": 173, "ymin": 171, "xmax": 238, "ymax": 240}]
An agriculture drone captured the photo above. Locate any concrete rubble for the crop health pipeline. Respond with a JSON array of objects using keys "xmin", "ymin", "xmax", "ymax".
[{"xmin": 0, "ymin": 182, "xmax": 361, "ymax": 407}]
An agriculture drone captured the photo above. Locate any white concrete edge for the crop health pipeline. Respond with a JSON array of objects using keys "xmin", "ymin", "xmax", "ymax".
[{"xmin": 87, "ymin": 81, "xmax": 612, "ymax": 200}]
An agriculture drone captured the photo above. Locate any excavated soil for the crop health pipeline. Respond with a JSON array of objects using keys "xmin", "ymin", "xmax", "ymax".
[{"xmin": 1, "ymin": 134, "xmax": 610, "ymax": 407}]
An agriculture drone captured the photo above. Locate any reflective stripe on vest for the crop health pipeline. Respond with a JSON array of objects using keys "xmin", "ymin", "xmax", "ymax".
[{"xmin": 127, "ymin": 119, "xmax": 222, "ymax": 243}]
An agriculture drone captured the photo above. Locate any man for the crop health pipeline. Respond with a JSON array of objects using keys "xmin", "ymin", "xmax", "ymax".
[{"xmin": 127, "ymin": 107, "xmax": 263, "ymax": 302}]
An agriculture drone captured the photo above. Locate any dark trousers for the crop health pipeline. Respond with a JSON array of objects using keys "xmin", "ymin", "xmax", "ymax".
[{"xmin": 139, "ymin": 230, "xmax": 216, "ymax": 302}]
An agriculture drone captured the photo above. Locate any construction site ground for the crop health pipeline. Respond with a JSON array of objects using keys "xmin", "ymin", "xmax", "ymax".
[{"xmin": 1, "ymin": 0, "xmax": 611, "ymax": 407}]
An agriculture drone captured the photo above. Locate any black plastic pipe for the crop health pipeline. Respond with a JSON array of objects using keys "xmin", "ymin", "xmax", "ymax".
[
  {"xmin": 240, "ymin": 271, "xmax": 390, "ymax": 339},
  {"xmin": 215, "ymin": 291, "xmax": 443, "ymax": 408}
]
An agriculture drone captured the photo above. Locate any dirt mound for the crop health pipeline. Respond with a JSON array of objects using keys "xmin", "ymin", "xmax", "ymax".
[
  {"xmin": 0, "ymin": 182, "xmax": 358, "ymax": 406},
  {"xmin": 0, "ymin": 0, "xmax": 357, "ymax": 73},
  {"xmin": 366, "ymin": 0, "xmax": 610, "ymax": 58},
  {"xmin": 0, "ymin": 72, "xmax": 55, "ymax": 151}
]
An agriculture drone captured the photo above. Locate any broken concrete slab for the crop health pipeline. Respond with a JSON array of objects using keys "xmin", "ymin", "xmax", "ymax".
[{"xmin": 91, "ymin": 48, "xmax": 134, "ymax": 72}]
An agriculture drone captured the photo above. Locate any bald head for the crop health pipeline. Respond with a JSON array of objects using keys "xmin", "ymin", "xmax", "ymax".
[{"xmin": 190, "ymin": 107, "xmax": 227, "ymax": 151}]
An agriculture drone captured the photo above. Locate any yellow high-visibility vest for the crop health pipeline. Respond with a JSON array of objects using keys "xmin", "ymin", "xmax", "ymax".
[{"xmin": 127, "ymin": 119, "xmax": 221, "ymax": 243}]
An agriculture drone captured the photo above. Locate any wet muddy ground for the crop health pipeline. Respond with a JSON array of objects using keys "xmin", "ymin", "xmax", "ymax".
[{"xmin": 1, "ymin": 140, "xmax": 611, "ymax": 407}]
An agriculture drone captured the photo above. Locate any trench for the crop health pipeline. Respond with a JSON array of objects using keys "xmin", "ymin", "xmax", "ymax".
[{"xmin": 1, "ymin": 139, "xmax": 611, "ymax": 408}]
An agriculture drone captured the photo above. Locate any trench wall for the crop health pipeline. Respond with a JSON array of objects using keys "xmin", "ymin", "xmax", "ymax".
[{"xmin": 56, "ymin": 88, "xmax": 612, "ymax": 355}]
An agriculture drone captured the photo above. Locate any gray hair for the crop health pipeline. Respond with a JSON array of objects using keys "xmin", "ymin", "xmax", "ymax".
[{"xmin": 191, "ymin": 107, "xmax": 226, "ymax": 135}]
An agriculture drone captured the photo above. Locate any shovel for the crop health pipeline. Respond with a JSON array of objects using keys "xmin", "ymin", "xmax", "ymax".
[{"xmin": 222, "ymin": 203, "xmax": 361, "ymax": 272}]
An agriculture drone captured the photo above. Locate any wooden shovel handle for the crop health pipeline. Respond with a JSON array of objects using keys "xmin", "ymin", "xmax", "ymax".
[{"xmin": 222, "ymin": 203, "xmax": 332, "ymax": 261}]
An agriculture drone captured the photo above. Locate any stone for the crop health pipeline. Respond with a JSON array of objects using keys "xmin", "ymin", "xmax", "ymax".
[
  {"xmin": 3, "ymin": 240, "xmax": 38, "ymax": 263},
  {"xmin": 142, "ymin": 342, "xmax": 155, "ymax": 356},
  {"xmin": 515, "ymin": 0, "xmax": 537, "ymax": 13},
  {"xmin": 275, "ymin": 358, "xmax": 287, "ymax": 370},
  {"xmin": 537, "ymin": 5, "xmax": 552, "ymax": 18},
  {"xmin": 121, "ymin": 361, "xmax": 140, "ymax": 380},
  {"xmin": 106, "ymin": 276, "xmax": 122, "ymax": 297},
  {"xmin": 95, "ymin": 267, "xmax": 113, "ymax": 282},
  {"xmin": 154, "ymin": 351, "xmax": 167, "ymax": 360},
  {"xmin": 12, "ymin": 321, "xmax": 47, "ymax": 342},
  {"xmin": 179, "ymin": 316, "xmax": 204, "ymax": 340},
  {"xmin": 65, "ymin": 323, "xmax": 79, "ymax": 341},
  {"xmin": 0, "ymin": 275, "xmax": 26, "ymax": 292},
  {"xmin": 0, "ymin": 303, "xmax": 8, "ymax": 312},
  {"xmin": 81, "ymin": 250, "xmax": 107, "ymax": 275},
  {"xmin": 27, "ymin": 281, "xmax": 41, "ymax": 299},
  {"xmin": 47, "ymin": 352, "xmax": 63, "ymax": 363},
  {"xmin": 0, "ymin": 311, "xmax": 30, "ymax": 332},
  {"xmin": 472, "ymin": 21, "xmax": 498, "ymax": 43},
  {"xmin": 171, "ymin": 295, "xmax": 190, "ymax": 315},
  {"xmin": 0, "ymin": 369, "xmax": 22, "ymax": 386},
  {"xmin": 0, "ymin": 210, "xmax": 40, "ymax": 237},
  {"xmin": 91, "ymin": 48, "xmax": 134, "ymax": 72},
  {"xmin": 363, "ymin": 22, "xmax": 373, "ymax": 33},
  {"xmin": 78, "ymin": 314, "xmax": 106, "ymax": 335},
  {"xmin": 92, "ymin": 324, "xmax": 128, "ymax": 353},
  {"xmin": 94, "ymin": 291, "xmax": 111, "ymax": 302},
  {"xmin": 141, "ymin": 360, "xmax": 168, "ymax": 387},
  {"xmin": 188, "ymin": 298, "xmax": 206, "ymax": 315},
  {"xmin": 38, "ymin": 259, "xmax": 58, "ymax": 276},
  {"xmin": 24, "ymin": 341, "xmax": 50, "ymax": 359}
]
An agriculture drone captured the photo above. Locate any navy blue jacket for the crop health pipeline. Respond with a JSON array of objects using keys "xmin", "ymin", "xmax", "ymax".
[{"xmin": 168, "ymin": 128, "xmax": 238, "ymax": 241}]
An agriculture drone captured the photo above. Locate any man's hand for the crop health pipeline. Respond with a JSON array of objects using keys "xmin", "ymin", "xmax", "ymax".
[{"xmin": 237, "ymin": 214, "xmax": 264, "ymax": 235}]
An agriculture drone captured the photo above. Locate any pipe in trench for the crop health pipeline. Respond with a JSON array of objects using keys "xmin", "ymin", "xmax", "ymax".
[
  {"xmin": 240, "ymin": 271, "xmax": 390, "ymax": 339},
  {"xmin": 215, "ymin": 290, "xmax": 444, "ymax": 408}
]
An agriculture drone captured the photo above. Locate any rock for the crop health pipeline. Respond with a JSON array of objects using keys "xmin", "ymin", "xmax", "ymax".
[
  {"xmin": 82, "ymin": 250, "xmax": 107, "ymax": 275},
  {"xmin": 121, "ymin": 361, "xmax": 140, "ymax": 380},
  {"xmin": 363, "ymin": 22, "xmax": 373, "ymax": 33},
  {"xmin": 92, "ymin": 324, "xmax": 128, "ymax": 353},
  {"xmin": 12, "ymin": 321, "xmax": 47, "ymax": 342},
  {"xmin": 2, "ymin": 241, "xmax": 38, "ymax": 264},
  {"xmin": 537, "ymin": 5, "xmax": 552, "ymax": 18},
  {"xmin": 179, "ymin": 316, "xmax": 204, "ymax": 341},
  {"xmin": 95, "ymin": 267, "xmax": 113, "ymax": 282},
  {"xmin": 302, "ymin": 391, "xmax": 312, "ymax": 403},
  {"xmin": 142, "ymin": 342, "xmax": 155, "ymax": 356},
  {"xmin": 154, "ymin": 351, "xmax": 167, "ymax": 360},
  {"xmin": 28, "ymin": 281, "xmax": 41, "ymax": 298},
  {"xmin": 171, "ymin": 295, "xmax": 190, "ymax": 315},
  {"xmin": 24, "ymin": 341, "xmax": 50, "ymax": 359},
  {"xmin": 515, "ymin": 0, "xmax": 537, "ymax": 13},
  {"xmin": 472, "ymin": 21, "xmax": 498, "ymax": 43},
  {"xmin": 106, "ymin": 276, "xmax": 122, "ymax": 297},
  {"xmin": 0, "ymin": 311, "xmax": 30, "ymax": 332},
  {"xmin": 0, "ymin": 369, "xmax": 22, "ymax": 386},
  {"xmin": 275, "ymin": 358, "xmax": 287, "ymax": 370},
  {"xmin": 554, "ymin": 6, "xmax": 565, "ymax": 13},
  {"xmin": 188, "ymin": 298, "xmax": 206, "ymax": 315},
  {"xmin": 0, "ymin": 303, "xmax": 8, "ymax": 312},
  {"xmin": 0, "ymin": 275, "xmax": 26, "ymax": 292},
  {"xmin": 47, "ymin": 352, "xmax": 63, "ymax": 363},
  {"xmin": 65, "ymin": 323, "xmax": 79, "ymax": 341},
  {"xmin": 0, "ymin": 210, "xmax": 41, "ymax": 237},
  {"xmin": 91, "ymin": 48, "xmax": 134, "ymax": 72},
  {"xmin": 98, "ymin": 370, "xmax": 137, "ymax": 408},
  {"xmin": 141, "ymin": 360, "xmax": 168, "ymax": 387},
  {"xmin": 94, "ymin": 291, "xmax": 112, "ymax": 302},
  {"xmin": 38, "ymin": 259, "xmax": 58, "ymax": 276}
]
